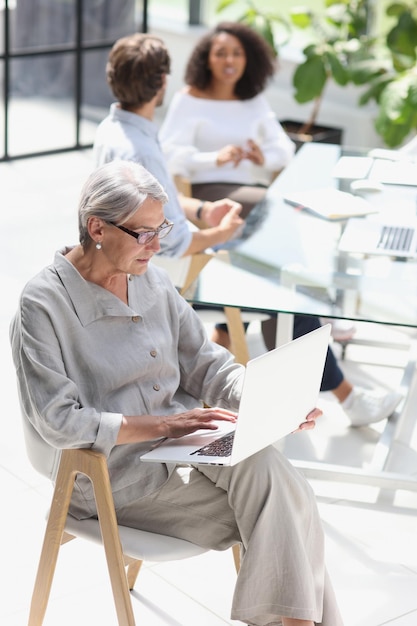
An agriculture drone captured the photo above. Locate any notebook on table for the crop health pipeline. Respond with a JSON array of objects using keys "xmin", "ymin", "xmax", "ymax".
[
  {"xmin": 141, "ymin": 324, "xmax": 331, "ymax": 467},
  {"xmin": 338, "ymin": 217, "xmax": 417, "ymax": 258},
  {"xmin": 284, "ymin": 187, "xmax": 377, "ymax": 221}
]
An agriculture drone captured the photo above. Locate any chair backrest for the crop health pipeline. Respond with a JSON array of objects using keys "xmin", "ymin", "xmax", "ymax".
[
  {"xmin": 173, "ymin": 174, "xmax": 192, "ymax": 198},
  {"xmin": 151, "ymin": 252, "xmax": 213, "ymax": 295},
  {"xmin": 150, "ymin": 255, "xmax": 193, "ymax": 290},
  {"xmin": 21, "ymin": 409, "xmax": 61, "ymax": 481}
]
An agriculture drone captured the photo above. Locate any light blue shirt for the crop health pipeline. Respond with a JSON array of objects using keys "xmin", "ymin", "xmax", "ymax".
[{"xmin": 93, "ymin": 104, "xmax": 192, "ymax": 258}]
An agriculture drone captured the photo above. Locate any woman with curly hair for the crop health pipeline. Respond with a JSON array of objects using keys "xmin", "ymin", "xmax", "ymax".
[{"xmin": 159, "ymin": 21, "xmax": 295, "ymax": 218}]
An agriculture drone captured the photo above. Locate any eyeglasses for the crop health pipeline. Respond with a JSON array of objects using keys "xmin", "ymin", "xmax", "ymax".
[{"xmin": 108, "ymin": 219, "xmax": 174, "ymax": 245}]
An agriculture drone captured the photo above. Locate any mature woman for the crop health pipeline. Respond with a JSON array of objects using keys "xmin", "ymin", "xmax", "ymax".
[
  {"xmin": 159, "ymin": 21, "xmax": 295, "ymax": 218},
  {"xmin": 10, "ymin": 160, "xmax": 343, "ymax": 626}
]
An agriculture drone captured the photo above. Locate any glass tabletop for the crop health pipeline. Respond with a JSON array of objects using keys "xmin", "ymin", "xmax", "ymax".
[{"xmin": 185, "ymin": 142, "xmax": 417, "ymax": 329}]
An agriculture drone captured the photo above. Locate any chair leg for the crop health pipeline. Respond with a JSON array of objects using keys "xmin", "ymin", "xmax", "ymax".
[
  {"xmin": 75, "ymin": 450, "xmax": 136, "ymax": 626},
  {"xmin": 28, "ymin": 451, "xmax": 80, "ymax": 625},
  {"xmin": 224, "ymin": 306, "xmax": 250, "ymax": 365},
  {"xmin": 61, "ymin": 531, "xmax": 76, "ymax": 545},
  {"xmin": 232, "ymin": 544, "xmax": 241, "ymax": 573},
  {"xmin": 124, "ymin": 556, "xmax": 144, "ymax": 590},
  {"xmin": 179, "ymin": 252, "xmax": 213, "ymax": 296},
  {"xmin": 28, "ymin": 449, "xmax": 136, "ymax": 626}
]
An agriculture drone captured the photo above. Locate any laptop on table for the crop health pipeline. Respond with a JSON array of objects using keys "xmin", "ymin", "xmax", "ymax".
[
  {"xmin": 338, "ymin": 217, "xmax": 417, "ymax": 258},
  {"xmin": 141, "ymin": 324, "xmax": 331, "ymax": 467}
]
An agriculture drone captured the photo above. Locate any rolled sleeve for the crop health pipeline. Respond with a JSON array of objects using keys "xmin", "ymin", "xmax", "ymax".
[{"xmin": 93, "ymin": 411, "xmax": 124, "ymax": 456}]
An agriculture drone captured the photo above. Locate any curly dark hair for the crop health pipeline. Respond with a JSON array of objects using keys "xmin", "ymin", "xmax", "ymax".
[
  {"xmin": 185, "ymin": 21, "xmax": 276, "ymax": 100},
  {"xmin": 106, "ymin": 33, "xmax": 171, "ymax": 109}
]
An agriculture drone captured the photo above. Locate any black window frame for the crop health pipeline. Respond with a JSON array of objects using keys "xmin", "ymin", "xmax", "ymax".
[{"xmin": 0, "ymin": 0, "xmax": 154, "ymax": 162}]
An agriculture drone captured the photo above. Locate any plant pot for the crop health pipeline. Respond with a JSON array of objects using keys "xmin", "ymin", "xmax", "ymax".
[{"xmin": 280, "ymin": 120, "xmax": 343, "ymax": 152}]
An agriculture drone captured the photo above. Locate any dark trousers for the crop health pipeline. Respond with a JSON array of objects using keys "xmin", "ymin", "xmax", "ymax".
[{"xmin": 216, "ymin": 314, "xmax": 344, "ymax": 393}]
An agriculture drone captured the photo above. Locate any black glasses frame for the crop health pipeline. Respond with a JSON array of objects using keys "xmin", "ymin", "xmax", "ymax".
[{"xmin": 108, "ymin": 219, "xmax": 174, "ymax": 245}]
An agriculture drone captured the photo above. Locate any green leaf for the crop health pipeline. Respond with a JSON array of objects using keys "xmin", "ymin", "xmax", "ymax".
[
  {"xmin": 386, "ymin": 3, "xmax": 412, "ymax": 18},
  {"xmin": 326, "ymin": 50, "xmax": 349, "ymax": 85},
  {"xmin": 408, "ymin": 75, "xmax": 417, "ymax": 106},
  {"xmin": 325, "ymin": 0, "xmax": 352, "ymax": 7},
  {"xmin": 379, "ymin": 76, "xmax": 411, "ymax": 120},
  {"xmin": 290, "ymin": 8, "xmax": 313, "ymax": 29},
  {"xmin": 387, "ymin": 11, "xmax": 417, "ymax": 60},
  {"xmin": 303, "ymin": 43, "xmax": 320, "ymax": 59},
  {"xmin": 373, "ymin": 72, "xmax": 417, "ymax": 145},
  {"xmin": 359, "ymin": 73, "xmax": 396, "ymax": 104},
  {"xmin": 293, "ymin": 56, "xmax": 328, "ymax": 103},
  {"xmin": 349, "ymin": 59, "xmax": 390, "ymax": 85},
  {"xmin": 216, "ymin": 0, "xmax": 236, "ymax": 13},
  {"xmin": 375, "ymin": 112, "xmax": 414, "ymax": 147}
]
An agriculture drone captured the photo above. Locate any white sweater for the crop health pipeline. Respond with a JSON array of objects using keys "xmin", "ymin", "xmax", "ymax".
[{"xmin": 159, "ymin": 91, "xmax": 295, "ymax": 186}]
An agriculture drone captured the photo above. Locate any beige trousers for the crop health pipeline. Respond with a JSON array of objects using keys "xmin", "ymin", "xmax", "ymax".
[{"xmin": 116, "ymin": 446, "xmax": 344, "ymax": 626}]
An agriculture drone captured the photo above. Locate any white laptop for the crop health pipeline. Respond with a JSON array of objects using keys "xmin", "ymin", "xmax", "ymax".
[
  {"xmin": 338, "ymin": 217, "xmax": 417, "ymax": 258},
  {"xmin": 141, "ymin": 324, "xmax": 331, "ymax": 467}
]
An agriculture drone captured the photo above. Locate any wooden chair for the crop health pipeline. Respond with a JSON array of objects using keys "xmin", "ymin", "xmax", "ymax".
[
  {"xmin": 173, "ymin": 174, "xmax": 207, "ymax": 229},
  {"xmin": 173, "ymin": 174, "xmax": 192, "ymax": 198},
  {"xmin": 150, "ymin": 251, "xmax": 214, "ymax": 298},
  {"xmin": 156, "ymin": 176, "xmax": 271, "ymax": 365},
  {"xmin": 23, "ymin": 416, "xmax": 241, "ymax": 626}
]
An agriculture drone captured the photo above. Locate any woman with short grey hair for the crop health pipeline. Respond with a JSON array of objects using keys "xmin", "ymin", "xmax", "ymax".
[
  {"xmin": 78, "ymin": 159, "xmax": 169, "ymax": 247},
  {"xmin": 11, "ymin": 160, "xmax": 344, "ymax": 626}
]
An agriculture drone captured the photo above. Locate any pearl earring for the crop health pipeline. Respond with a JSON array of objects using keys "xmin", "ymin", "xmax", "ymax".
[{"xmin": 96, "ymin": 242, "xmax": 102, "ymax": 250}]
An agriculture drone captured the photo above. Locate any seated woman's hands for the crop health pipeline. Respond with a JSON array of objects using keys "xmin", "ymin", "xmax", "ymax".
[
  {"xmin": 293, "ymin": 407, "xmax": 323, "ymax": 434},
  {"xmin": 216, "ymin": 144, "xmax": 245, "ymax": 167},
  {"xmin": 118, "ymin": 407, "xmax": 237, "ymax": 445},
  {"xmin": 243, "ymin": 139, "xmax": 264, "ymax": 166},
  {"xmin": 119, "ymin": 406, "xmax": 322, "ymax": 446},
  {"xmin": 163, "ymin": 405, "xmax": 322, "ymax": 440},
  {"xmin": 216, "ymin": 140, "xmax": 265, "ymax": 168}
]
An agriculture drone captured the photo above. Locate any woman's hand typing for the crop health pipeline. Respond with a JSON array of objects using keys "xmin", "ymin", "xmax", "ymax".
[
  {"xmin": 117, "ymin": 407, "xmax": 237, "ymax": 445},
  {"xmin": 161, "ymin": 407, "xmax": 237, "ymax": 439}
]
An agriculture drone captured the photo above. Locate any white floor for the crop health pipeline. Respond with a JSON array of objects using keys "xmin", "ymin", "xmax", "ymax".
[{"xmin": 2, "ymin": 150, "xmax": 417, "ymax": 626}]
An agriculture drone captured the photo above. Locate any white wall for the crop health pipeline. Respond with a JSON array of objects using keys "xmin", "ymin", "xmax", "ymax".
[{"xmin": 153, "ymin": 24, "xmax": 385, "ymax": 149}]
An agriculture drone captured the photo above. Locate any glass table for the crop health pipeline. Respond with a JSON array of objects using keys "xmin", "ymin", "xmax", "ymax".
[{"xmin": 184, "ymin": 142, "xmax": 417, "ymax": 494}]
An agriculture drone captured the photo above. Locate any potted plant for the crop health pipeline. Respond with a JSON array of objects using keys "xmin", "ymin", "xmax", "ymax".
[
  {"xmin": 284, "ymin": 0, "xmax": 376, "ymax": 147},
  {"xmin": 216, "ymin": 0, "xmax": 379, "ymax": 149},
  {"xmin": 356, "ymin": 1, "xmax": 417, "ymax": 147}
]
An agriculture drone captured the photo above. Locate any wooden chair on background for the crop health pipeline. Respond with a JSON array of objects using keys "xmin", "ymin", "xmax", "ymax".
[
  {"xmin": 173, "ymin": 174, "xmax": 206, "ymax": 229},
  {"xmin": 167, "ymin": 175, "xmax": 270, "ymax": 365},
  {"xmin": 23, "ymin": 415, "xmax": 241, "ymax": 626}
]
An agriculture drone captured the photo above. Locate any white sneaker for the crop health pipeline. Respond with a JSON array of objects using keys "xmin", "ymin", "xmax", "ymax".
[{"xmin": 342, "ymin": 388, "xmax": 403, "ymax": 427}]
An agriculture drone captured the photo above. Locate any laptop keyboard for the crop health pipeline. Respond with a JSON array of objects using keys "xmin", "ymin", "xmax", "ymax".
[
  {"xmin": 191, "ymin": 432, "xmax": 235, "ymax": 457},
  {"xmin": 378, "ymin": 226, "xmax": 414, "ymax": 252}
]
